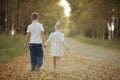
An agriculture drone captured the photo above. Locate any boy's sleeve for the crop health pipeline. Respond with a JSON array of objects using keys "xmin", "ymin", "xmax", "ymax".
[
  {"xmin": 41, "ymin": 24, "xmax": 44, "ymax": 32},
  {"xmin": 26, "ymin": 25, "xmax": 31, "ymax": 32}
]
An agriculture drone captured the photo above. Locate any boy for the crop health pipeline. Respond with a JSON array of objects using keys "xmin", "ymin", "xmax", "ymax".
[{"xmin": 24, "ymin": 12, "xmax": 44, "ymax": 71}]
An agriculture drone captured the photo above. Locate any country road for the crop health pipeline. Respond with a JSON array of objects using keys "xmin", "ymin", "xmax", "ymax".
[
  {"xmin": 66, "ymin": 38, "xmax": 120, "ymax": 66},
  {"xmin": 0, "ymin": 38, "xmax": 120, "ymax": 80}
]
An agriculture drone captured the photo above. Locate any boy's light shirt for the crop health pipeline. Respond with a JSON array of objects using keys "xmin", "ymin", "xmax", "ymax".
[{"xmin": 27, "ymin": 21, "xmax": 44, "ymax": 44}]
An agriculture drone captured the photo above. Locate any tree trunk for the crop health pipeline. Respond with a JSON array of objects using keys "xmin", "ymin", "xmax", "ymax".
[{"xmin": 0, "ymin": 0, "xmax": 6, "ymax": 33}]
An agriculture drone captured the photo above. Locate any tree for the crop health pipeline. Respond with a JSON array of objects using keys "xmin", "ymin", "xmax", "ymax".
[
  {"xmin": 67, "ymin": 0, "xmax": 120, "ymax": 40},
  {"xmin": 0, "ymin": 0, "xmax": 64, "ymax": 35}
]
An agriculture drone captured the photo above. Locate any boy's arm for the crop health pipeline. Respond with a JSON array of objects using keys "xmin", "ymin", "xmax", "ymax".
[
  {"xmin": 24, "ymin": 32, "xmax": 30, "ymax": 48},
  {"xmin": 41, "ymin": 31, "xmax": 45, "ymax": 43}
]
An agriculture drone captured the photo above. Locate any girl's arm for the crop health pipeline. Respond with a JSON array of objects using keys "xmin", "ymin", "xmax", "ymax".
[
  {"xmin": 44, "ymin": 33, "xmax": 52, "ymax": 46},
  {"xmin": 61, "ymin": 34, "xmax": 68, "ymax": 50}
]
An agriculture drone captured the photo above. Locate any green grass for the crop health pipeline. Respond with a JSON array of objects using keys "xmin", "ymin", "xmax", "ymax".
[
  {"xmin": 74, "ymin": 35, "xmax": 120, "ymax": 50},
  {"xmin": 0, "ymin": 34, "xmax": 28, "ymax": 64}
]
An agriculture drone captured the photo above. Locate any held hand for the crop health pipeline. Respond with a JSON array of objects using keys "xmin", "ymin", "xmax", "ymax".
[
  {"xmin": 66, "ymin": 48, "xmax": 69, "ymax": 51},
  {"xmin": 44, "ymin": 45, "xmax": 47, "ymax": 48}
]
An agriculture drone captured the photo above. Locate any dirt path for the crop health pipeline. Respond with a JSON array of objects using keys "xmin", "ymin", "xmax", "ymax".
[
  {"xmin": 0, "ymin": 38, "xmax": 120, "ymax": 80},
  {"xmin": 66, "ymin": 38, "xmax": 120, "ymax": 66}
]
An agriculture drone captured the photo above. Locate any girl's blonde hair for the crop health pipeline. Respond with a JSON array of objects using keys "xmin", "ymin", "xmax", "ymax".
[{"xmin": 54, "ymin": 21, "xmax": 62, "ymax": 30}]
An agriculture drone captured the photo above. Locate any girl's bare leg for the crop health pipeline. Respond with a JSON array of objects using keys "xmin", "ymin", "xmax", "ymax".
[
  {"xmin": 53, "ymin": 56, "xmax": 56, "ymax": 69},
  {"xmin": 56, "ymin": 57, "xmax": 60, "ymax": 69},
  {"xmin": 53, "ymin": 56, "xmax": 60, "ymax": 71}
]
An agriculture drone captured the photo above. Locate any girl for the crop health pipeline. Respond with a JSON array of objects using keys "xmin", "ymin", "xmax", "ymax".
[{"xmin": 44, "ymin": 22, "xmax": 68, "ymax": 71}]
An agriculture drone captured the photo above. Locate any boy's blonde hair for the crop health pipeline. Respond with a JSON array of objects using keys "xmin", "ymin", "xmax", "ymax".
[
  {"xmin": 54, "ymin": 22, "xmax": 62, "ymax": 30},
  {"xmin": 31, "ymin": 12, "xmax": 39, "ymax": 20}
]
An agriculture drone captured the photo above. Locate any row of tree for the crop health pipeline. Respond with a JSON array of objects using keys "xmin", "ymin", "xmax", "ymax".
[
  {"xmin": 67, "ymin": 0, "xmax": 120, "ymax": 40},
  {"xmin": 0, "ymin": 0, "xmax": 64, "ymax": 35}
]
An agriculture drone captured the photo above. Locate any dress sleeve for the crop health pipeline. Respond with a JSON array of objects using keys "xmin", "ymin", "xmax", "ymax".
[
  {"xmin": 61, "ymin": 34, "xmax": 68, "ymax": 48},
  {"xmin": 44, "ymin": 33, "xmax": 52, "ymax": 45}
]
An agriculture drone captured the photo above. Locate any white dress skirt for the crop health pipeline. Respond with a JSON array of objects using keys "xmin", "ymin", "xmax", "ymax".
[{"xmin": 44, "ymin": 31, "xmax": 67, "ymax": 57}]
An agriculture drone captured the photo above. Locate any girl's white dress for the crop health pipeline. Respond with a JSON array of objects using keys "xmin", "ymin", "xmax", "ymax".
[{"xmin": 45, "ymin": 31, "xmax": 67, "ymax": 57}]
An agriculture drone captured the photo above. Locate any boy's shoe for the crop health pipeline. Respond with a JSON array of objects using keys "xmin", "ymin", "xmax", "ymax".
[
  {"xmin": 36, "ymin": 66, "xmax": 41, "ymax": 71},
  {"xmin": 30, "ymin": 67, "xmax": 35, "ymax": 71},
  {"xmin": 36, "ymin": 65, "xmax": 41, "ymax": 69}
]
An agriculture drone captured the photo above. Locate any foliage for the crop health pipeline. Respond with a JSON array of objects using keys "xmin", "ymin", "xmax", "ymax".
[
  {"xmin": 0, "ymin": 35, "xmax": 27, "ymax": 63},
  {"xmin": 67, "ymin": 0, "xmax": 120, "ymax": 40},
  {"xmin": 0, "ymin": 0, "xmax": 64, "ymax": 34},
  {"xmin": 74, "ymin": 35, "xmax": 120, "ymax": 50}
]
